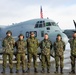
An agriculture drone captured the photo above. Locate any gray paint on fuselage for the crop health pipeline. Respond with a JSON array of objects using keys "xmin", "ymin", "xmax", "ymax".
[{"xmin": 0, "ymin": 18, "xmax": 68, "ymax": 48}]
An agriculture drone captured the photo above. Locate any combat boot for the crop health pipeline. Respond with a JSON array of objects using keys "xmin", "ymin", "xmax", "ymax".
[
  {"xmin": 34, "ymin": 68, "xmax": 38, "ymax": 73},
  {"xmin": 54, "ymin": 67, "xmax": 58, "ymax": 73},
  {"xmin": 69, "ymin": 70, "xmax": 75, "ymax": 74},
  {"xmin": 72, "ymin": 70, "xmax": 75, "ymax": 74},
  {"xmin": 47, "ymin": 68, "xmax": 50, "ymax": 73},
  {"xmin": 41, "ymin": 68, "xmax": 45, "ymax": 73},
  {"xmin": 26, "ymin": 68, "xmax": 30, "ymax": 73},
  {"xmin": 1, "ymin": 68, "xmax": 5, "ymax": 73},
  {"xmin": 22, "ymin": 70, "xmax": 26, "ymax": 73},
  {"xmin": 60, "ymin": 67, "xmax": 63, "ymax": 74},
  {"xmin": 10, "ymin": 69, "xmax": 13, "ymax": 73},
  {"xmin": 16, "ymin": 70, "xmax": 19, "ymax": 73}
]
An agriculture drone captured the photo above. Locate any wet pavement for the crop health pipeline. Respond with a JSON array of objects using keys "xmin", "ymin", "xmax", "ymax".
[
  {"xmin": 0, "ymin": 49, "xmax": 76, "ymax": 75},
  {"xmin": 0, "ymin": 62, "xmax": 75, "ymax": 75},
  {"xmin": 0, "ymin": 60, "xmax": 75, "ymax": 75}
]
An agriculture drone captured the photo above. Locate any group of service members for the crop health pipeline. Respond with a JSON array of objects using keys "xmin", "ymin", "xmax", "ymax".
[{"xmin": 1, "ymin": 30, "xmax": 76, "ymax": 74}]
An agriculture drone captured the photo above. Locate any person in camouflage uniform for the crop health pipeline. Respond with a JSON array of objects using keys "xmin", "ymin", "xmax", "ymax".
[
  {"xmin": 54, "ymin": 34, "xmax": 65, "ymax": 74},
  {"xmin": 40, "ymin": 33, "xmax": 52, "ymax": 73},
  {"xmin": 1, "ymin": 30, "xmax": 15, "ymax": 73},
  {"xmin": 69, "ymin": 31, "xmax": 76, "ymax": 74},
  {"xmin": 26, "ymin": 32, "xmax": 39, "ymax": 73},
  {"xmin": 15, "ymin": 34, "xmax": 27, "ymax": 73}
]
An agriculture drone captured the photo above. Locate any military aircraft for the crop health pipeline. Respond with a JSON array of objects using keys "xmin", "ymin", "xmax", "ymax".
[
  {"xmin": 0, "ymin": 6, "xmax": 69, "ymax": 55},
  {"xmin": 63, "ymin": 20, "xmax": 76, "ymax": 39},
  {"xmin": 0, "ymin": 18, "xmax": 69, "ymax": 55}
]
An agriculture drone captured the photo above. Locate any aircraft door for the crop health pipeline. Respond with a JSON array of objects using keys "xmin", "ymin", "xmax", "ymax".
[{"xmin": 41, "ymin": 31, "xmax": 44, "ymax": 37}]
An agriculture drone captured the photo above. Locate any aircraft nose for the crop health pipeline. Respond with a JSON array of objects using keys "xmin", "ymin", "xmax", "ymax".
[
  {"xmin": 49, "ymin": 32, "xmax": 69, "ymax": 44},
  {"xmin": 61, "ymin": 33, "xmax": 69, "ymax": 44}
]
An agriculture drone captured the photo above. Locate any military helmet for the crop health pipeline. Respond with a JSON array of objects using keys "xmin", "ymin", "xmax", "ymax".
[
  {"xmin": 6, "ymin": 30, "xmax": 12, "ymax": 35},
  {"xmin": 44, "ymin": 33, "xmax": 48, "ymax": 35},
  {"xmin": 57, "ymin": 34, "xmax": 61, "ymax": 37},
  {"xmin": 30, "ymin": 31, "xmax": 34, "ymax": 35},
  {"xmin": 18, "ymin": 34, "xmax": 24, "ymax": 38}
]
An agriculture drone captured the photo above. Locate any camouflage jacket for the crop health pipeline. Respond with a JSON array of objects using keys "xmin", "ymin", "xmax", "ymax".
[
  {"xmin": 15, "ymin": 39, "xmax": 27, "ymax": 53},
  {"xmin": 54, "ymin": 40, "xmax": 65, "ymax": 56},
  {"xmin": 69, "ymin": 38, "xmax": 76, "ymax": 56},
  {"xmin": 40, "ymin": 39, "xmax": 52, "ymax": 55},
  {"xmin": 26, "ymin": 37, "xmax": 39, "ymax": 53},
  {"xmin": 2, "ymin": 36, "xmax": 15, "ymax": 53}
]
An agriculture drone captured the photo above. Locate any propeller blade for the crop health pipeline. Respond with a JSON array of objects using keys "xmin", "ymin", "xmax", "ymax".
[{"xmin": 73, "ymin": 20, "xmax": 76, "ymax": 29}]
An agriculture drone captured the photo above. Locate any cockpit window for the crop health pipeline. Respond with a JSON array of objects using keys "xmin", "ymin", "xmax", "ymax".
[
  {"xmin": 35, "ymin": 21, "xmax": 45, "ymax": 28},
  {"xmin": 35, "ymin": 24, "xmax": 38, "ymax": 28},
  {"xmin": 51, "ymin": 22, "xmax": 56, "ymax": 26},
  {"xmin": 39, "ymin": 24, "xmax": 42, "ymax": 27},
  {"xmin": 40, "ymin": 21, "xmax": 42, "ymax": 23},
  {"xmin": 46, "ymin": 22, "xmax": 56, "ymax": 26},
  {"xmin": 46, "ymin": 22, "xmax": 51, "ymax": 26}
]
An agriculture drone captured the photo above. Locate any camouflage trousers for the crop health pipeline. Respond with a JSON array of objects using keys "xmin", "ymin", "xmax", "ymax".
[
  {"xmin": 41, "ymin": 54, "xmax": 50, "ymax": 69},
  {"xmin": 16, "ymin": 53, "xmax": 26, "ymax": 70},
  {"xmin": 55, "ymin": 55, "xmax": 64, "ymax": 68},
  {"xmin": 27, "ymin": 52, "xmax": 38, "ymax": 68},
  {"xmin": 2, "ymin": 53, "xmax": 13, "ymax": 69},
  {"xmin": 70, "ymin": 55, "xmax": 76, "ymax": 71}
]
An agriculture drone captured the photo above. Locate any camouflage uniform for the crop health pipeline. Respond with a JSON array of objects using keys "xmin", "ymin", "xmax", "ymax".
[
  {"xmin": 40, "ymin": 39, "xmax": 52, "ymax": 73},
  {"xmin": 54, "ymin": 35, "xmax": 65, "ymax": 74},
  {"xmin": 15, "ymin": 34, "xmax": 27, "ymax": 73},
  {"xmin": 26, "ymin": 35, "xmax": 39, "ymax": 73},
  {"xmin": 69, "ymin": 37, "xmax": 76, "ymax": 73},
  {"xmin": 2, "ymin": 30, "xmax": 15, "ymax": 73}
]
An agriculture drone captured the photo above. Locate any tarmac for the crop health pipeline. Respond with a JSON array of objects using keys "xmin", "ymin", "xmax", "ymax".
[
  {"xmin": 0, "ymin": 61, "xmax": 75, "ymax": 75},
  {"xmin": 0, "ymin": 47, "xmax": 76, "ymax": 75},
  {"xmin": 0, "ymin": 55, "xmax": 76, "ymax": 75}
]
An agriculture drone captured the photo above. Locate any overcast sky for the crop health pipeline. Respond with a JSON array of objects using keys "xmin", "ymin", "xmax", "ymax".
[{"xmin": 0, "ymin": 0, "xmax": 76, "ymax": 29}]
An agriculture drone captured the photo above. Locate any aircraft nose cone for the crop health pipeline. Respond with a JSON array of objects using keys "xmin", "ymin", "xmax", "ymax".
[
  {"xmin": 61, "ymin": 33, "xmax": 69, "ymax": 44},
  {"xmin": 49, "ymin": 32, "xmax": 69, "ymax": 44}
]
